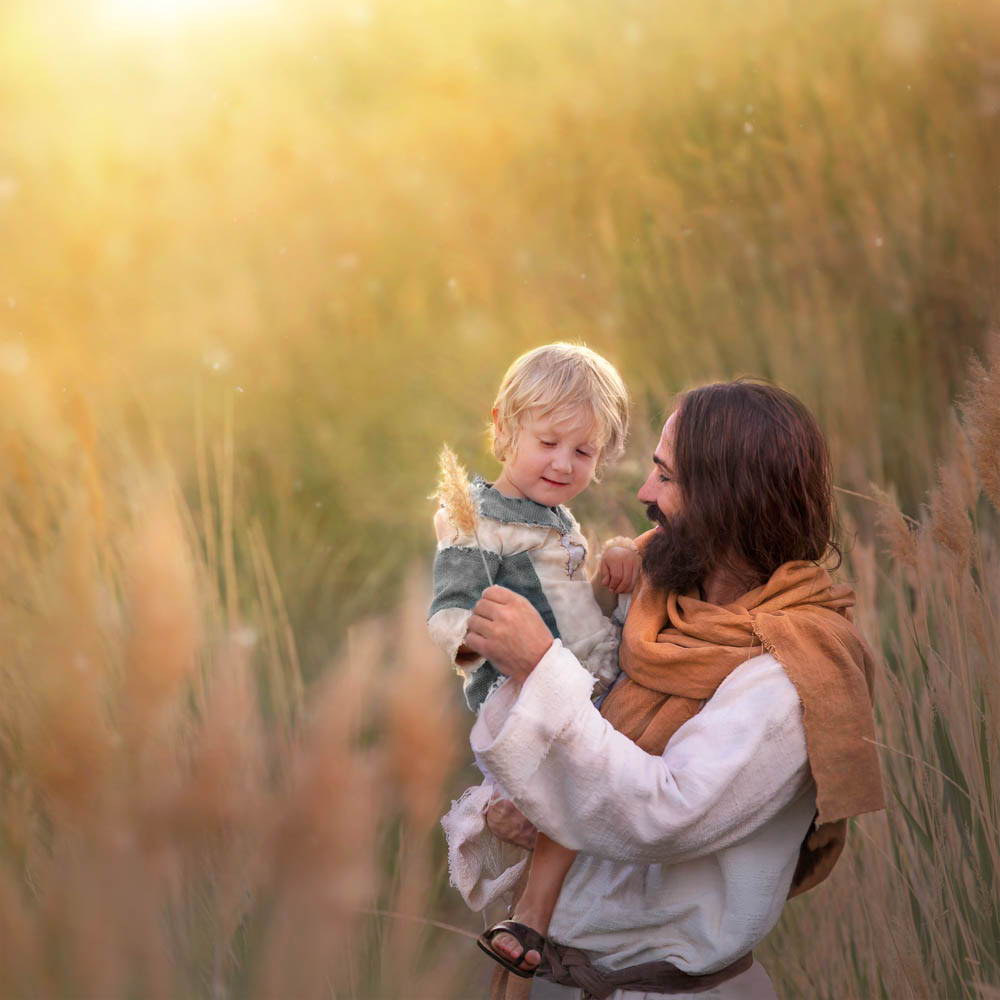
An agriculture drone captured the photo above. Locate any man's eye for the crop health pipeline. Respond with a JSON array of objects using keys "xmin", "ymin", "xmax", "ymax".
[{"xmin": 658, "ymin": 474, "xmax": 671, "ymax": 483}]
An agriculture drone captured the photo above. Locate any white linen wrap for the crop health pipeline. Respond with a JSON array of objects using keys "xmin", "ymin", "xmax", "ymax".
[{"xmin": 441, "ymin": 640, "xmax": 818, "ymax": 975}]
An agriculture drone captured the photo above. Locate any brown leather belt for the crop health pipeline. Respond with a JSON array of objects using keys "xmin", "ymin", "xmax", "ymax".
[{"xmin": 538, "ymin": 943, "xmax": 754, "ymax": 999}]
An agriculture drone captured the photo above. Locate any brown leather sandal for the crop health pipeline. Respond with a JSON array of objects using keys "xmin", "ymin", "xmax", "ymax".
[{"xmin": 476, "ymin": 920, "xmax": 546, "ymax": 979}]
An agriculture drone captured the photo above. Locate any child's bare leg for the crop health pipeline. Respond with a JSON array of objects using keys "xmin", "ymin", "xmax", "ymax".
[{"xmin": 490, "ymin": 832, "xmax": 577, "ymax": 971}]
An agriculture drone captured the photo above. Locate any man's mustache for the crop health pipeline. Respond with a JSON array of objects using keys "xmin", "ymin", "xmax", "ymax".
[{"xmin": 645, "ymin": 502, "xmax": 667, "ymax": 527}]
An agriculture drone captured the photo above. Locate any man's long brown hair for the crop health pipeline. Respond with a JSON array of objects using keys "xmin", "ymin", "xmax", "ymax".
[{"xmin": 644, "ymin": 379, "xmax": 839, "ymax": 595}]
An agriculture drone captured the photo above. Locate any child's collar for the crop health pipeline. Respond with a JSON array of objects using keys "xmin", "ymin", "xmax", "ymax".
[{"xmin": 472, "ymin": 476, "xmax": 574, "ymax": 534}]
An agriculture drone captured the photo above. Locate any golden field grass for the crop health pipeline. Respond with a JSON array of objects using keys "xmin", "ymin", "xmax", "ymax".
[{"xmin": 1, "ymin": 0, "xmax": 999, "ymax": 995}]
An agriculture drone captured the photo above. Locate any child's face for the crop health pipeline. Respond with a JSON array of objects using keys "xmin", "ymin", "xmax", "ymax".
[{"xmin": 496, "ymin": 409, "xmax": 601, "ymax": 506}]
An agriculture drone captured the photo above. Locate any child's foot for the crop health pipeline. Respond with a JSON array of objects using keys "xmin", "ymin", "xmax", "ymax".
[{"xmin": 487, "ymin": 906, "xmax": 547, "ymax": 972}]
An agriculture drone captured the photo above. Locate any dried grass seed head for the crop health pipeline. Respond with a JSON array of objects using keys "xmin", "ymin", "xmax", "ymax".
[
  {"xmin": 387, "ymin": 574, "xmax": 460, "ymax": 830},
  {"xmin": 490, "ymin": 342, "xmax": 630, "ymax": 477},
  {"xmin": 122, "ymin": 494, "xmax": 202, "ymax": 737},
  {"xmin": 929, "ymin": 462, "xmax": 973, "ymax": 569},
  {"xmin": 947, "ymin": 409, "xmax": 978, "ymax": 509},
  {"xmin": 871, "ymin": 484, "xmax": 918, "ymax": 568},
  {"xmin": 432, "ymin": 444, "xmax": 478, "ymax": 538},
  {"xmin": 962, "ymin": 338, "xmax": 1000, "ymax": 512}
]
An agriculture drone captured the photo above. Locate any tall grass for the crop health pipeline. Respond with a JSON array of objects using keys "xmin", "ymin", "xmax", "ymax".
[
  {"xmin": 759, "ymin": 341, "xmax": 1000, "ymax": 1000},
  {"xmin": 0, "ymin": 429, "xmax": 479, "ymax": 998},
  {"xmin": 4, "ymin": 353, "xmax": 998, "ymax": 999},
  {"xmin": 1, "ymin": 0, "xmax": 999, "ymax": 995}
]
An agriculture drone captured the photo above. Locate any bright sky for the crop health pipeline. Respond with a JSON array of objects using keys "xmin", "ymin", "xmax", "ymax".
[{"xmin": 99, "ymin": 0, "xmax": 272, "ymax": 34}]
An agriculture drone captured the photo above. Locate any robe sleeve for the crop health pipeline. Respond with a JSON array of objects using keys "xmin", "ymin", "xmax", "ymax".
[{"xmin": 471, "ymin": 640, "xmax": 813, "ymax": 866}]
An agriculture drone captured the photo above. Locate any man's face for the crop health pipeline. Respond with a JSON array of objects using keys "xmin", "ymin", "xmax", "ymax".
[
  {"xmin": 635, "ymin": 409, "xmax": 713, "ymax": 596},
  {"xmin": 637, "ymin": 411, "xmax": 682, "ymax": 523}
]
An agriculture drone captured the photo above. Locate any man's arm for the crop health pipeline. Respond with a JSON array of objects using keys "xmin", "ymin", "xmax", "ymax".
[{"xmin": 471, "ymin": 640, "xmax": 813, "ymax": 866}]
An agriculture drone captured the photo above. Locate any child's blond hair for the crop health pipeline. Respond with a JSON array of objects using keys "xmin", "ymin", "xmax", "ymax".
[{"xmin": 490, "ymin": 343, "xmax": 630, "ymax": 477}]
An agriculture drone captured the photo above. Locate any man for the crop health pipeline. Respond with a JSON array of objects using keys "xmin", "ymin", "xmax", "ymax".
[{"xmin": 456, "ymin": 379, "xmax": 884, "ymax": 999}]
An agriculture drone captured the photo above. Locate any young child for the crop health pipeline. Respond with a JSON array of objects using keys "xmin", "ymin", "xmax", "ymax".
[{"xmin": 427, "ymin": 342, "xmax": 641, "ymax": 978}]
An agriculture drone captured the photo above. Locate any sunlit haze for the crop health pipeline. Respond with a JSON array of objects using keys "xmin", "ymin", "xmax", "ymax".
[
  {"xmin": 1, "ymin": 0, "xmax": 998, "ymax": 995},
  {"xmin": 100, "ymin": 0, "xmax": 271, "ymax": 33}
]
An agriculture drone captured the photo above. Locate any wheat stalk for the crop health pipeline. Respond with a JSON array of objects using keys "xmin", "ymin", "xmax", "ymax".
[{"xmin": 433, "ymin": 444, "xmax": 494, "ymax": 586}]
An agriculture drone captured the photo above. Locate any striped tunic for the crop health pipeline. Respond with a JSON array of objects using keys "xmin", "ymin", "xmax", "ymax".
[{"xmin": 427, "ymin": 478, "xmax": 621, "ymax": 712}]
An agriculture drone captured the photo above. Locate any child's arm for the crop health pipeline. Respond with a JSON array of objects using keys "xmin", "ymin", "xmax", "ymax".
[
  {"xmin": 428, "ymin": 506, "xmax": 501, "ymax": 674},
  {"xmin": 591, "ymin": 536, "xmax": 641, "ymax": 616}
]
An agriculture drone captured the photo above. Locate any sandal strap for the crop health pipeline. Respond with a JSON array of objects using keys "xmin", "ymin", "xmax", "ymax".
[{"xmin": 483, "ymin": 920, "xmax": 547, "ymax": 956}]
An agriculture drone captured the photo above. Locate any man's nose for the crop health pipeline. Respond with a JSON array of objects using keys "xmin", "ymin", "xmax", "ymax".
[{"xmin": 637, "ymin": 473, "xmax": 655, "ymax": 503}]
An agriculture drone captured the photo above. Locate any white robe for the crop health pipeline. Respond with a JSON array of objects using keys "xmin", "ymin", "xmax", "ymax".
[{"xmin": 440, "ymin": 639, "xmax": 817, "ymax": 994}]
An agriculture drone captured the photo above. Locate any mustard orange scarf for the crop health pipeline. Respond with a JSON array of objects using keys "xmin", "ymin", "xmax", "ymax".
[{"xmin": 601, "ymin": 537, "xmax": 885, "ymax": 897}]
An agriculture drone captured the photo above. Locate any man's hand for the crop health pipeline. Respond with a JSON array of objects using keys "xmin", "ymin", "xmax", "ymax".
[
  {"xmin": 464, "ymin": 586, "xmax": 553, "ymax": 684},
  {"xmin": 599, "ymin": 545, "xmax": 641, "ymax": 595},
  {"xmin": 485, "ymin": 795, "xmax": 537, "ymax": 850}
]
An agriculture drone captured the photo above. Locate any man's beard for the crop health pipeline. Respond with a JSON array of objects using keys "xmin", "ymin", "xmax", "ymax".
[{"xmin": 641, "ymin": 503, "xmax": 714, "ymax": 597}]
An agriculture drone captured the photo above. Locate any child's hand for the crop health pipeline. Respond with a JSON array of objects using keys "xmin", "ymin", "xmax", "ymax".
[
  {"xmin": 599, "ymin": 541, "xmax": 641, "ymax": 595},
  {"xmin": 486, "ymin": 793, "xmax": 538, "ymax": 850}
]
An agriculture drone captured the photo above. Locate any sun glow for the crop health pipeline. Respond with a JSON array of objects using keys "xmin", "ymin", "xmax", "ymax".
[{"xmin": 100, "ymin": 0, "xmax": 271, "ymax": 33}]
